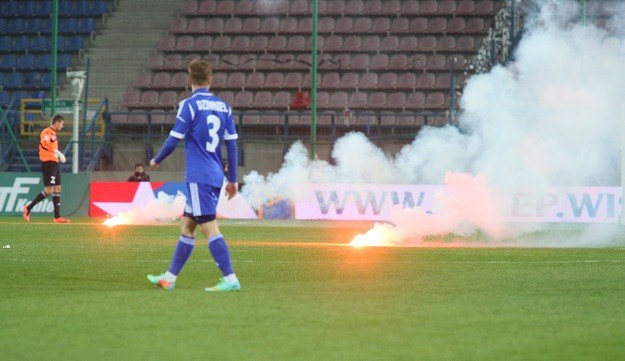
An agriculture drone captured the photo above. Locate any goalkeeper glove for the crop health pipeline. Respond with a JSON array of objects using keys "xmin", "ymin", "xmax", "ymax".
[{"xmin": 54, "ymin": 150, "xmax": 66, "ymax": 163}]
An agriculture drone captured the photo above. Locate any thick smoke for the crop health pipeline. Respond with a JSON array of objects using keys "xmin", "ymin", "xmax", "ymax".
[{"xmin": 241, "ymin": 0, "xmax": 625, "ymax": 245}]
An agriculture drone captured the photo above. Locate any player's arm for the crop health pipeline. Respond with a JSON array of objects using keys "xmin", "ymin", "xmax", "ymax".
[
  {"xmin": 150, "ymin": 135, "xmax": 180, "ymax": 169},
  {"xmin": 225, "ymin": 139, "xmax": 238, "ymax": 199},
  {"xmin": 150, "ymin": 101, "xmax": 190, "ymax": 169}
]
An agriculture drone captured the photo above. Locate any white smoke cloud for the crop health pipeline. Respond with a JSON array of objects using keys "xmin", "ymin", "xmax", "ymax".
[
  {"xmin": 241, "ymin": 0, "xmax": 625, "ymax": 246},
  {"xmin": 104, "ymin": 192, "xmax": 186, "ymax": 226}
]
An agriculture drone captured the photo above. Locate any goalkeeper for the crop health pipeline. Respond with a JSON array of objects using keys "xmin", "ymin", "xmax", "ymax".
[{"xmin": 23, "ymin": 114, "xmax": 70, "ymax": 223}]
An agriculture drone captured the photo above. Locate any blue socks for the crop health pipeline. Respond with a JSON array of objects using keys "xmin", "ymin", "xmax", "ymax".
[
  {"xmin": 167, "ymin": 235, "xmax": 195, "ymax": 276},
  {"xmin": 208, "ymin": 234, "xmax": 234, "ymax": 276}
]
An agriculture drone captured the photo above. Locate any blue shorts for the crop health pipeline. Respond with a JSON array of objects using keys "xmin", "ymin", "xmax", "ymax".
[{"xmin": 184, "ymin": 182, "xmax": 221, "ymax": 223}]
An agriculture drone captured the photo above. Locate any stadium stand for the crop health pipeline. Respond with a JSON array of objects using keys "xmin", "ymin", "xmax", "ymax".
[
  {"xmin": 0, "ymin": 0, "xmax": 109, "ymax": 109},
  {"xmin": 121, "ymin": 0, "xmax": 501, "ymax": 121}
]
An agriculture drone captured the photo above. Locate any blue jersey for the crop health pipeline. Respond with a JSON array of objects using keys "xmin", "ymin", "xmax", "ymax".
[{"xmin": 169, "ymin": 89, "xmax": 238, "ymax": 187}]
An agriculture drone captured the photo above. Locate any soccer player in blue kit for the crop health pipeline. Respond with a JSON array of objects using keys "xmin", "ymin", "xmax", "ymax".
[{"xmin": 147, "ymin": 59, "xmax": 240, "ymax": 292}]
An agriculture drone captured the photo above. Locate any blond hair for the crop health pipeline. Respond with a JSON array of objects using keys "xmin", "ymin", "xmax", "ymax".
[{"xmin": 188, "ymin": 59, "xmax": 212, "ymax": 86}]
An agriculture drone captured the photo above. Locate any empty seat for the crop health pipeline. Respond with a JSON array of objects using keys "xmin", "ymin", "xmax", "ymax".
[
  {"xmin": 438, "ymin": 0, "xmax": 457, "ymax": 15},
  {"xmin": 320, "ymin": 73, "xmax": 340, "ymax": 89},
  {"xmin": 187, "ymin": 18, "xmax": 206, "ymax": 34},
  {"xmin": 160, "ymin": 91, "xmax": 179, "ymax": 108},
  {"xmin": 418, "ymin": 36, "xmax": 438, "ymax": 52},
  {"xmin": 226, "ymin": 72, "xmax": 245, "ymax": 89},
  {"xmin": 289, "ymin": 0, "xmax": 309, "ymax": 15},
  {"xmin": 427, "ymin": 54, "xmax": 448, "ymax": 70},
  {"xmin": 379, "ymin": 36, "xmax": 399, "ymax": 51},
  {"xmin": 362, "ymin": 35, "xmax": 381, "ymax": 51},
  {"xmin": 240, "ymin": 18, "xmax": 259, "ymax": 33},
  {"xmin": 272, "ymin": 91, "xmax": 291, "ymax": 108},
  {"xmin": 363, "ymin": 0, "xmax": 382, "ymax": 14},
  {"xmin": 267, "ymin": 36, "xmax": 287, "ymax": 52},
  {"xmin": 328, "ymin": 92, "xmax": 348, "ymax": 109},
  {"xmin": 447, "ymin": 18, "xmax": 466, "ymax": 34},
  {"xmin": 214, "ymin": 0, "xmax": 235, "ymax": 15},
  {"xmin": 457, "ymin": 1, "xmax": 476, "ymax": 15},
  {"xmin": 370, "ymin": 54, "xmax": 389, "ymax": 70},
  {"xmin": 232, "ymin": 35, "xmax": 251, "ymax": 51},
  {"xmin": 420, "ymin": 0, "xmax": 438, "ymax": 14},
  {"xmin": 340, "ymin": 73, "xmax": 359, "ymax": 89},
  {"xmin": 175, "ymin": 36, "xmax": 195, "ymax": 52},
  {"xmin": 435, "ymin": 73, "xmax": 452, "ymax": 89},
  {"xmin": 398, "ymin": 36, "xmax": 417, "ymax": 52},
  {"xmin": 170, "ymin": 72, "xmax": 189, "ymax": 88},
  {"xmin": 163, "ymin": 54, "xmax": 183, "ymax": 69},
  {"xmin": 110, "ymin": 113, "xmax": 128, "ymax": 124},
  {"xmin": 425, "ymin": 92, "xmax": 446, "ymax": 109},
  {"xmin": 334, "ymin": 17, "xmax": 354, "ymax": 34},
  {"xmin": 279, "ymin": 18, "xmax": 298, "ymax": 33},
  {"xmin": 324, "ymin": 0, "xmax": 346, "ymax": 15},
  {"xmin": 318, "ymin": 17, "xmax": 335, "ymax": 34},
  {"xmin": 359, "ymin": 73, "xmax": 378, "ymax": 89},
  {"xmin": 390, "ymin": 17, "xmax": 409, "ymax": 33},
  {"xmin": 16, "ymin": 54, "xmax": 35, "ymax": 70},
  {"xmin": 427, "ymin": 18, "xmax": 447, "ymax": 34},
  {"xmin": 348, "ymin": 92, "xmax": 368, "ymax": 109},
  {"xmin": 345, "ymin": 0, "xmax": 364, "ymax": 15},
  {"xmin": 438, "ymin": 36, "xmax": 457, "ymax": 52},
  {"xmin": 252, "ymin": 91, "xmax": 272, "ymax": 108},
  {"xmin": 234, "ymin": 90, "xmax": 253, "ymax": 108},
  {"xmin": 343, "ymin": 35, "xmax": 362, "ymax": 52},
  {"xmin": 389, "ymin": 53, "xmax": 410, "ymax": 69},
  {"xmin": 217, "ymin": 91, "xmax": 235, "ymax": 105},
  {"xmin": 466, "ymin": 18, "xmax": 486, "ymax": 33},
  {"xmin": 260, "ymin": 17, "xmax": 280, "ymax": 33},
  {"xmin": 353, "ymin": 17, "xmax": 372, "ymax": 33},
  {"xmin": 287, "ymin": 35, "xmax": 308, "ymax": 52},
  {"xmin": 405, "ymin": 92, "xmax": 425, "ymax": 109},
  {"xmin": 350, "ymin": 54, "xmax": 370, "ymax": 69},
  {"xmin": 368, "ymin": 92, "xmax": 387, "ymax": 109},
  {"xmin": 247, "ymin": 72, "xmax": 265, "ymax": 88},
  {"xmin": 457, "ymin": 36, "xmax": 476, "ymax": 52},
  {"xmin": 139, "ymin": 91, "xmax": 159, "ymax": 107},
  {"xmin": 234, "ymin": 0, "xmax": 254, "ymax": 15},
  {"xmin": 205, "ymin": 18, "xmax": 224, "ymax": 33},
  {"xmin": 284, "ymin": 73, "xmax": 303, "ymax": 89},
  {"xmin": 417, "ymin": 73, "xmax": 436, "ymax": 89},
  {"xmin": 264, "ymin": 72, "xmax": 284, "ymax": 88},
  {"xmin": 212, "ymin": 36, "xmax": 232, "ymax": 51},
  {"xmin": 211, "ymin": 72, "xmax": 227, "ymax": 88},
  {"xmin": 193, "ymin": 35, "xmax": 212, "ymax": 51},
  {"xmin": 387, "ymin": 92, "xmax": 407, "ymax": 110},
  {"xmin": 379, "ymin": 73, "xmax": 398, "ymax": 89},
  {"xmin": 475, "ymin": 0, "xmax": 496, "ymax": 15},
  {"xmin": 371, "ymin": 18, "xmax": 390, "ymax": 33}
]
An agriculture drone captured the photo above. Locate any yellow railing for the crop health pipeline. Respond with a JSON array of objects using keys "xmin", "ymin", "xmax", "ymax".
[{"xmin": 19, "ymin": 98, "xmax": 106, "ymax": 137}]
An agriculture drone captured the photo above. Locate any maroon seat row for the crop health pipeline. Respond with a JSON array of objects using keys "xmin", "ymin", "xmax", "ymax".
[
  {"xmin": 169, "ymin": 16, "xmax": 487, "ymax": 36},
  {"xmin": 157, "ymin": 34, "xmax": 478, "ymax": 54},
  {"xmin": 132, "ymin": 70, "xmax": 466, "ymax": 92},
  {"xmin": 147, "ymin": 53, "xmax": 468, "ymax": 73},
  {"xmin": 121, "ymin": 88, "xmax": 450, "ymax": 112},
  {"xmin": 180, "ymin": 0, "xmax": 498, "ymax": 17}
]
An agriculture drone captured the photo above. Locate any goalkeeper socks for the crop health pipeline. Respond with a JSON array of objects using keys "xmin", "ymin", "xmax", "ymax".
[
  {"xmin": 168, "ymin": 235, "xmax": 195, "ymax": 276},
  {"xmin": 27, "ymin": 191, "xmax": 48, "ymax": 211},
  {"xmin": 52, "ymin": 193, "xmax": 60, "ymax": 218},
  {"xmin": 208, "ymin": 234, "xmax": 234, "ymax": 276}
]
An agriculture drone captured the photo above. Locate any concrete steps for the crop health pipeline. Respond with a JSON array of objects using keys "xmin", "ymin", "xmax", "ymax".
[{"xmin": 58, "ymin": 0, "xmax": 186, "ymax": 110}]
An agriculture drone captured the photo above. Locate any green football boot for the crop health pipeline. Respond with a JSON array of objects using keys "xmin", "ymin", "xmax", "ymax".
[
  {"xmin": 205, "ymin": 278, "xmax": 241, "ymax": 292},
  {"xmin": 147, "ymin": 273, "xmax": 176, "ymax": 290}
]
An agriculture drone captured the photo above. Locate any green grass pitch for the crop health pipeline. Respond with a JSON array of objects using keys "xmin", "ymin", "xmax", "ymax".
[{"xmin": 1, "ymin": 217, "xmax": 625, "ymax": 361}]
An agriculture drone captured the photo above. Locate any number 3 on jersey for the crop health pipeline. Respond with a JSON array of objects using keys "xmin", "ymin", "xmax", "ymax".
[{"xmin": 205, "ymin": 114, "xmax": 221, "ymax": 152}]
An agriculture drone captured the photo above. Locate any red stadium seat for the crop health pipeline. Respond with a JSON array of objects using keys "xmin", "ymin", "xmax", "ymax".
[
  {"xmin": 194, "ymin": 36, "xmax": 212, "ymax": 52},
  {"xmin": 359, "ymin": 73, "xmax": 378, "ymax": 89},
  {"xmin": 265, "ymin": 72, "xmax": 284, "ymax": 88},
  {"xmin": 152, "ymin": 72, "xmax": 171, "ymax": 88},
  {"xmin": 121, "ymin": 90, "xmax": 140, "ymax": 108},
  {"xmin": 224, "ymin": 18, "xmax": 243, "ymax": 34},
  {"xmin": 159, "ymin": 91, "xmax": 178, "ymax": 108},
  {"xmin": 348, "ymin": 92, "xmax": 368, "ymax": 109},
  {"xmin": 272, "ymin": 91, "xmax": 291, "ymax": 109},
  {"xmin": 368, "ymin": 92, "xmax": 387, "ymax": 109},
  {"xmin": 170, "ymin": 72, "xmax": 188, "ymax": 88},
  {"xmin": 426, "ymin": 92, "xmax": 447, "ymax": 110},
  {"xmin": 340, "ymin": 73, "xmax": 359, "ymax": 89},
  {"xmin": 241, "ymin": 18, "xmax": 260, "ymax": 33},
  {"xmin": 247, "ymin": 72, "xmax": 265, "ymax": 89},
  {"xmin": 139, "ymin": 91, "xmax": 159, "ymax": 108},
  {"xmin": 405, "ymin": 92, "xmax": 425, "ymax": 109},
  {"xmin": 417, "ymin": 73, "xmax": 436, "ymax": 89},
  {"xmin": 345, "ymin": 0, "xmax": 364, "ymax": 15},
  {"xmin": 390, "ymin": 17, "xmax": 409, "ymax": 33},
  {"xmin": 187, "ymin": 18, "xmax": 205, "ymax": 34},
  {"xmin": 370, "ymin": 54, "xmax": 389, "ymax": 70},
  {"xmin": 234, "ymin": 90, "xmax": 253, "ymax": 108}
]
